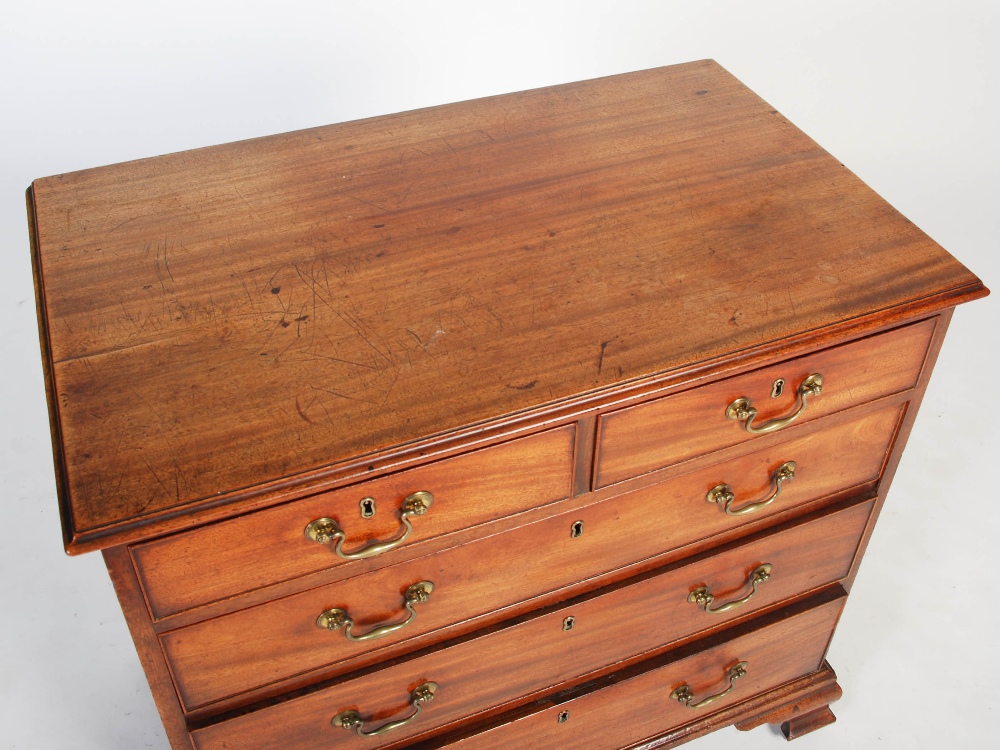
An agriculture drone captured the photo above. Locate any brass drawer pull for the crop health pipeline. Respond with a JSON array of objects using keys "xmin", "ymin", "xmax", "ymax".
[
  {"xmin": 688, "ymin": 564, "xmax": 772, "ymax": 614},
  {"xmin": 333, "ymin": 681, "xmax": 438, "ymax": 737},
  {"xmin": 316, "ymin": 581, "xmax": 434, "ymax": 642},
  {"xmin": 670, "ymin": 662, "xmax": 748, "ymax": 710},
  {"xmin": 707, "ymin": 461, "xmax": 796, "ymax": 516},
  {"xmin": 726, "ymin": 373, "xmax": 823, "ymax": 433},
  {"xmin": 303, "ymin": 490, "xmax": 434, "ymax": 559}
]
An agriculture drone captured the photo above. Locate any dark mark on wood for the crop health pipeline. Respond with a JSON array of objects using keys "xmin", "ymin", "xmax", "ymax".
[
  {"xmin": 598, "ymin": 341, "xmax": 609, "ymax": 374},
  {"xmin": 162, "ymin": 237, "xmax": 175, "ymax": 283},
  {"xmin": 294, "ymin": 396, "xmax": 314, "ymax": 424},
  {"xmin": 597, "ymin": 336, "xmax": 619, "ymax": 374},
  {"xmin": 507, "ymin": 380, "xmax": 537, "ymax": 390}
]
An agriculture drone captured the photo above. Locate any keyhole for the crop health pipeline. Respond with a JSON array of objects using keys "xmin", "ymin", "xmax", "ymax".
[
  {"xmin": 771, "ymin": 378, "xmax": 785, "ymax": 399},
  {"xmin": 557, "ymin": 710, "xmax": 570, "ymax": 724},
  {"xmin": 563, "ymin": 616, "xmax": 576, "ymax": 631},
  {"xmin": 360, "ymin": 497, "xmax": 376, "ymax": 518},
  {"xmin": 570, "ymin": 520, "xmax": 584, "ymax": 538}
]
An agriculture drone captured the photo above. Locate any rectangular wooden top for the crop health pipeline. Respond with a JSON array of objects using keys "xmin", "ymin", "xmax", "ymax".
[{"xmin": 29, "ymin": 60, "xmax": 986, "ymax": 552}]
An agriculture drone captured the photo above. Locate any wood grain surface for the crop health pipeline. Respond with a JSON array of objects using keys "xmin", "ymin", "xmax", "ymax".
[
  {"xmin": 160, "ymin": 406, "xmax": 896, "ymax": 710},
  {"xmin": 133, "ymin": 424, "xmax": 575, "ymax": 618},
  {"xmin": 428, "ymin": 661, "xmax": 843, "ymax": 750},
  {"xmin": 595, "ymin": 317, "xmax": 933, "ymax": 486},
  {"xmin": 422, "ymin": 593, "xmax": 846, "ymax": 750},
  {"xmin": 102, "ymin": 547, "xmax": 195, "ymax": 750},
  {"xmin": 188, "ymin": 589, "xmax": 846, "ymax": 749},
  {"xmin": 28, "ymin": 60, "xmax": 986, "ymax": 550}
]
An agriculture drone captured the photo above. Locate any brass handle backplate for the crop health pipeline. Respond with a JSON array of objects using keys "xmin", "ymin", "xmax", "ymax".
[
  {"xmin": 304, "ymin": 490, "xmax": 433, "ymax": 560},
  {"xmin": 726, "ymin": 374, "xmax": 823, "ymax": 434},
  {"xmin": 333, "ymin": 682, "xmax": 438, "ymax": 737},
  {"xmin": 670, "ymin": 662, "xmax": 748, "ymax": 710},
  {"xmin": 707, "ymin": 461, "xmax": 796, "ymax": 516},
  {"xmin": 317, "ymin": 581, "xmax": 434, "ymax": 642},
  {"xmin": 688, "ymin": 564, "xmax": 772, "ymax": 614}
]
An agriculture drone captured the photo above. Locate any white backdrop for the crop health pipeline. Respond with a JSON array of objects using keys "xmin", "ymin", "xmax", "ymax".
[{"xmin": 1, "ymin": 2, "xmax": 997, "ymax": 748}]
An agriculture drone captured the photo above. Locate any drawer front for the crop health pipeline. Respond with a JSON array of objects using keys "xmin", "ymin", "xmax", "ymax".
[
  {"xmin": 133, "ymin": 425, "xmax": 576, "ymax": 618},
  {"xmin": 442, "ymin": 592, "xmax": 846, "ymax": 750},
  {"xmin": 165, "ymin": 399, "xmax": 891, "ymax": 710},
  {"xmin": 595, "ymin": 318, "xmax": 935, "ymax": 487},
  {"xmin": 187, "ymin": 510, "xmax": 861, "ymax": 749}
]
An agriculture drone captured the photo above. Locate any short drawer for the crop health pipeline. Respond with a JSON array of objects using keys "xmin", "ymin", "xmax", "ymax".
[
  {"xmin": 186, "ymin": 505, "xmax": 861, "ymax": 749},
  {"xmin": 163, "ymin": 405, "xmax": 894, "ymax": 710},
  {"xmin": 133, "ymin": 425, "xmax": 576, "ymax": 618},
  {"xmin": 439, "ymin": 590, "xmax": 846, "ymax": 750},
  {"xmin": 595, "ymin": 317, "xmax": 936, "ymax": 487}
]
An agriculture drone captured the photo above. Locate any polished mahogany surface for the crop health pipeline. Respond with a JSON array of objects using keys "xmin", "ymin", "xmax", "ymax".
[{"xmin": 28, "ymin": 60, "xmax": 984, "ymax": 551}]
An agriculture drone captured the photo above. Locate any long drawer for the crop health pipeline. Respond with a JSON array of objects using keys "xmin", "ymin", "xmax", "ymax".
[
  {"xmin": 161, "ymin": 406, "xmax": 898, "ymax": 709},
  {"xmin": 595, "ymin": 318, "xmax": 935, "ymax": 487},
  {"xmin": 133, "ymin": 425, "xmax": 576, "ymax": 618},
  {"xmin": 186, "ymin": 504, "xmax": 862, "ymax": 748},
  {"xmin": 434, "ymin": 589, "xmax": 847, "ymax": 750}
]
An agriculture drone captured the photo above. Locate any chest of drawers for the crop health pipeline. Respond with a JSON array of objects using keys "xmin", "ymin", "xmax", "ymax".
[{"xmin": 28, "ymin": 60, "xmax": 987, "ymax": 748}]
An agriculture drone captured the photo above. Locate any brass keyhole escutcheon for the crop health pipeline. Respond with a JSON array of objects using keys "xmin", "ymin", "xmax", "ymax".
[
  {"xmin": 563, "ymin": 616, "xmax": 576, "ymax": 631},
  {"xmin": 360, "ymin": 497, "xmax": 376, "ymax": 518},
  {"xmin": 771, "ymin": 378, "xmax": 785, "ymax": 398},
  {"xmin": 570, "ymin": 520, "xmax": 584, "ymax": 538},
  {"xmin": 557, "ymin": 710, "xmax": 570, "ymax": 723}
]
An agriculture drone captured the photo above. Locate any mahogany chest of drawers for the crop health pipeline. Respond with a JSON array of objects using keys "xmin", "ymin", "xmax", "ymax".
[{"xmin": 28, "ymin": 60, "xmax": 987, "ymax": 748}]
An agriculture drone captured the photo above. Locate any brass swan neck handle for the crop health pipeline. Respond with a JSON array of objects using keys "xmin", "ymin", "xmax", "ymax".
[{"xmin": 726, "ymin": 374, "xmax": 824, "ymax": 434}]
